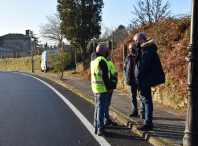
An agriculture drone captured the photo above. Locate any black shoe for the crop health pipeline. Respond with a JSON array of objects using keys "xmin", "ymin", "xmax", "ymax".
[
  {"xmin": 94, "ymin": 129, "xmax": 97, "ymax": 134},
  {"xmin": 104, "ymin": 119, "xmax": 117, "ymax": 126},
  {"xmin": 97, "ymin": 131, "xmax": 112, "ymax": 137},
  {"xmin": 128, "ymin": 111, "xmax": 138, "ymax": 117},
  {"xmin": 140, "ymin": 112, "xmax": 145, "ymax": 119},
  {"xmin": 136, "ymin": 124, "xmax": 153, "ymax": 131}
]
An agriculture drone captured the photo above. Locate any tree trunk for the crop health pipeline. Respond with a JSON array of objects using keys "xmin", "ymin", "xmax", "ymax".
[
  {"xmin": 146, "ymin": 0, "xmax": 151, "ymax": 23},
  {"xmin": 60, "ymin": 70, "xmax": 64, "ymax": 80},
  {"xmin": 75, "ymin": 50, "xmax": 77, "ymax": 70},
  {"xmin": 89, "ymin": 43, "xmax": 93, "ymax": 63}
]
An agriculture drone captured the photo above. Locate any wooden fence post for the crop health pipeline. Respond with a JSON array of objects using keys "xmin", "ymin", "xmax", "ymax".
[
  {"xmin": 93, "ymin": 42, "xmax": 97, "ymax": 52},
  {"xmin": 123, "ymin": 45, "xmax": 127, "ymax": 61},
  {"xmin": 107, "ymin": 41, "xmax": 112, "ymax": 60},
  {"xmin": 83, "ymin": 49, "xmax": 85, "ymax": 70},
  {"xmin": 89, "ymin": 43, "xmax": 93, "ymax": 63},
  {"xmin": 38, "ymin": 50, "xmax": 39, "ymax": 55},
  {"xmin": 53, "ymin": 45, "xmax": 56, "ymax": 50},
  {"xmin": 16, "ymin": 52, "xmax": 17, "ymax": 59},
  {"xmin": 111, "ymin": 39, "xmax": 114, "ymax": 51}
]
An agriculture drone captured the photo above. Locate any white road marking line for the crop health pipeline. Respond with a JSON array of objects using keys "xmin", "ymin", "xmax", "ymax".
[{"xmin": 14, "ymin": 72, "xmax": 111, "ymax": 146}]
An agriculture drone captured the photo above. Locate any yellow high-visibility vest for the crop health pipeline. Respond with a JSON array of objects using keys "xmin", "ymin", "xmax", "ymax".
[{"xmin": 91, "ymin": 56, "xmax": 111, "ymax": 93}]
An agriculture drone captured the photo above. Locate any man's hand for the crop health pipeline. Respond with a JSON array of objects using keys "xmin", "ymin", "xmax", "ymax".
[{"xmin": 108, "ymin": 89, "xmax": 112, "ymax": 93}]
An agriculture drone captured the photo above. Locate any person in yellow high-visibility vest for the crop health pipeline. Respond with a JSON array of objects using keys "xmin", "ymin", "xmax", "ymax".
[
  {"xmin": 91, "ymin": 44, "xmax": 112, "ymax": 137},
  {"xmin": 103, "ymin": 55, "xmax": 118, "ymax": 126}
]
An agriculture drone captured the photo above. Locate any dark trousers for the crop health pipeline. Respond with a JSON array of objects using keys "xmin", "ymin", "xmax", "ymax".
[
  {"xmin": 104, "ymin": 90, "xmax": 113, "ymax": 121},
  {"xmin": 138, "ymin": 87, "xmax": 153, "ymax": 125},
  {"xmin": 129, "ymin": 78, "xmax": 145, "ymax": 113}
]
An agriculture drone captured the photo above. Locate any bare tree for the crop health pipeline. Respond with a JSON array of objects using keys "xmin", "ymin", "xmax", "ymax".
[
  {"xmin": 151, "ymin": 0, "xmax": 171, "ymax": 22},
  {"xmin": 97, "ymin": 23, "xmax": 114, "ymax": 42},
  {"xmin": 93, "ymin": 24, "xmax": 129, "ymax": 48},
  {"xmin": 131, "ymin": 0, "xmax": 171, "ymax": 27},
  {"xmin": 39, "ymin": 12, "xmax": 63, "ymax": 45}
]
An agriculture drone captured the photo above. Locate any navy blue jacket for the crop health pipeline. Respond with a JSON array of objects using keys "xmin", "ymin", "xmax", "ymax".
[
  {"xmin": 135, "ymin": 39, "xmax": 165, "ymax": 90},
  {"xmin": 123, "ymin": 54, "xmax": 133, "ymax": 85}
]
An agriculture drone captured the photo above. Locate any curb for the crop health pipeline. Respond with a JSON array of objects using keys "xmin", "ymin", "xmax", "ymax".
[{"xmin": 19, "ymin": 71, "xmax": 173, "ymax": 146}]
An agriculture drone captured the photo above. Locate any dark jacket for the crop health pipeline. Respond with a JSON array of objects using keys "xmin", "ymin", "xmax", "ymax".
[
  {"xmin": 123, "ymin": 54, "xmax": 134, "ymax": 86},
  {"xmin": 135, "ymin": 39, "xmax": 165, "ymax": 90},
  {"xmin": 91, "ymin": 52, "xmax": 112, "ymax": 90}
]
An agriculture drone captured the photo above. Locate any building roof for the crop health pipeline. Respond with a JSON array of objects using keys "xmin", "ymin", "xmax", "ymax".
[{"xmin": 1, "ymin": 33, "xmax": 27, "ymax": 39}]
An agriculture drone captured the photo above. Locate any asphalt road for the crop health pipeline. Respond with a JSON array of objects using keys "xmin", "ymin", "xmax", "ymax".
[{"xmin": 0, "ymin": 71, "xmax": 153, "ymax": 146}]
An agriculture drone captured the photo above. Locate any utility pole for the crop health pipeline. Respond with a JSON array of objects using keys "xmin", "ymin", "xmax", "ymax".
[
  {"xmin": 183, "ymin": 0, "xmax": 198, "ymax": 145},
  {"xmin": 31, "ymin": 37, "xmax": 35, "ymax": 73}
]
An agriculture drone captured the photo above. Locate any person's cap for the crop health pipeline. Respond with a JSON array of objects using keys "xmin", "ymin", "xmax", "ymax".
[{"xmin": 96, "ymin": 44, "xmax": 108, "ymax": 56}]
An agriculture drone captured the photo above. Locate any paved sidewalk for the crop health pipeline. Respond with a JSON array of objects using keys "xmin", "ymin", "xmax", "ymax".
[{"xmin": 15, "ymin": 70, "xmax": 186, "ymax": 146}]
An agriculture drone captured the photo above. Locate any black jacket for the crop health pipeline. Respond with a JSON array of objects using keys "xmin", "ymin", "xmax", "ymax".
[
  {"xmin": 135, "ymin": 39, "xmax": 165, "ymax": 90},
  {"xmin": 91, "ymin": 52, "xmax": 112, "ymax": 90}
]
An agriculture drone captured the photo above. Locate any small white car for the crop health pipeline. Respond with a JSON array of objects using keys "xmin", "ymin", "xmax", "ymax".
[{"xmin": 40, "ymin": 50, "xmax": 60, "ymax": 73}]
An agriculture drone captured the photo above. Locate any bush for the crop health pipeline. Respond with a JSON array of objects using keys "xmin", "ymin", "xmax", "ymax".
[
  {"xmin": 110, "ymin": 16, "xmax": 190, "ymax": 97},
  {"xmin": 48, "ymin": 50, "xmax": 72, "ymax": 80}
]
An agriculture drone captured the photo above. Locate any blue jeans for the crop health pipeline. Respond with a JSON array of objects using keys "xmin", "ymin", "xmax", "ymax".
[
  {"xmin": 129, "ymin": 78, "xmax": 145, "ymax": 113},
  {"xmin": 138, "ymin": 87, "xmax": 153, "ymax": 125},
  {"xmin": 94, "ymin": 92, "xmax": 108, "ymax": 132},
  {"xmin": 104, "ymin": 90, "xmax": 113, "ymax": 121}
]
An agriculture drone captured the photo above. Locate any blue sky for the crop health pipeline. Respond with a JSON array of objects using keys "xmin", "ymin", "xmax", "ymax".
[{"xmin": 0, "ymin": 0, "xmax": 191, "ymax": 44}]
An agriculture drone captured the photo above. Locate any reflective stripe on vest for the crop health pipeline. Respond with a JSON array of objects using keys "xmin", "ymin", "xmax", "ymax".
[
  {"xmin": 91, "ymin": 56, "xmax": 111, "ymax": 93},
  {"xmin": 91, "ymin": 70, "xmax": 111, "ymax": 77},
  {"xmin": 112, "ymin": 80, "xmax": 117, "ymax": 83},
  {"xmin": 112, "ymin": 72, "xmax": 118, "ymax": 78},
  {"xmin": 91, "ymin": 73, "xmax": 102, "ymax": 76},
  {"xmin": 92, "ymin": 81, "xmax": 103, "ymax": 84}
]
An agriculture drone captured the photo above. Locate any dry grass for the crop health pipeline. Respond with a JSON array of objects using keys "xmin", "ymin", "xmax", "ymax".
[{"xmin": 0, "ymin": 55, "xmax": 42, "ymax": 70}]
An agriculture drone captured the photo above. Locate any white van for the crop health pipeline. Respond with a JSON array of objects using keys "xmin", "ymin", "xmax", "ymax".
[{"xmin": 41, "ymin": 50, "xmax": 60, "ymax": 73}]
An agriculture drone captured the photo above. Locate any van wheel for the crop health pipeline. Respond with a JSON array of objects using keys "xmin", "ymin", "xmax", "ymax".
[
  {"xmin": 41, "ymin": 68, "xmax": 44, "ymax": 72},
  {"xmin": 44, "ymin": 69, "xmax": 47, "ymax": 73}
]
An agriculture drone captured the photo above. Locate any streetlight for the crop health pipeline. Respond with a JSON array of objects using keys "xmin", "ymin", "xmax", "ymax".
[
  {"xmin": 31, "ymin": 37, "xmax": 35, "ymax": 73},
  {"xmin": 183, "ymin": 0, "xmax": 198, "ymax": 145}
]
